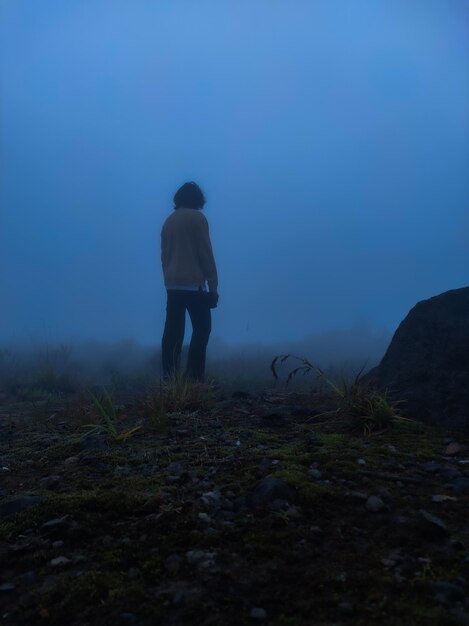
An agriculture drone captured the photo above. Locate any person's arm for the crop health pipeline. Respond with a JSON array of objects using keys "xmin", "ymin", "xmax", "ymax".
[
  {"xmin": 196, "ymin": 215, "xmax": 218, "ymax": 293},
  {"xmin": 161, "ymin": 223, "xmax": 169, "ymax": 275}
]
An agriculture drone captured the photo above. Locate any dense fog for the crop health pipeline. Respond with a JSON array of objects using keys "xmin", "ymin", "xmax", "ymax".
[{"xmin": 1, "ymin": 2, "xmax": 467, "ymax": 380}]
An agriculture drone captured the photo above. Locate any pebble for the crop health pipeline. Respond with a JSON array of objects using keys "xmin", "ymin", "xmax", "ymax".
[
  {"xmin": 422, "ymin": 461, "xmax": 441, "ymax": 473},
  {"xmin": 308, "ymin": 468, "xmax": 322, "ymax": 479},
  {"xmin": 250, "ymin": 607, "xmax": 267, "ymax": 620},
  {"xmin": 164, "ymin": 554, "xmax": 182, "ymax": 574},
  {"xmin": 445, "ymin": 442, "xmax": 463, "ymax": 456},
  {"xmin": 337, "ymin": 601, "xmax": 354, "ymax": 614},
  {"xmin": 0, "ymin": 584, "xmax": 15, "ymax": 592},
  {"xmin": 0, "ymin": 495, "xmax": 43, "ymax": 517},
  {"xmin": 41, "ymin": 515, "xmax": 70, "ymax": 531},
  {"xmin": 453, "ymin": 477, "xmax": 469, "ymax": 494},
  {"xmin": 417, "ymin": 510, "xmax": 449, "ymax": 539},
  {"xmin": 50, "ymin": 556, "xmax": 71, "ymax": 567},
  {"xmin": 52, "ymin": 540, "xmax": 65, "ymax": 549},
  {"xmin": 167, "ymin": 462, "xmax": 185, "ymax": 476},
  {"xmin": 18, "ymin": 571, "xmax": 36, "ymax": 586},
  {"xmin": 431, "ymin": 494, "xmax": 457, "ymax": 504},
  {"xmin": 365, "ymin": 495, "xmax": 386, "ymax": 513},
  {"xmin": 64, "ymin": 456, "xmax": 79, "ymax": 465},
  {"xmin": 248, "ymin": 475, "xmax": 296, "ymax": 508},
  {"xmin": 39, "ymin": 475, "xmax": 61, "ymax": 489},
  {"xmin": 430, "ymin": 581, "xmax": 465, "ymax": 603},
  {"xmin": 357, "ymin": 459, "xmax": 366, "ymax": 465}
]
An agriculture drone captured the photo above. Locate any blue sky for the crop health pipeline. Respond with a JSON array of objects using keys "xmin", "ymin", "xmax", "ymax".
[{"xmin": 1, "ymin": 0, "xmax": 468, "ymax": 345}]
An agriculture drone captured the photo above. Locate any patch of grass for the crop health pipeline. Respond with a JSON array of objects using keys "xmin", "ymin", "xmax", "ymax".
[
  {"xmin": 272, "ymin": 355, "xmax": 413, "ymax": 435},
  {"xmin": 77, "ymin": 389, "xmax": 142, "ymax": 442}
]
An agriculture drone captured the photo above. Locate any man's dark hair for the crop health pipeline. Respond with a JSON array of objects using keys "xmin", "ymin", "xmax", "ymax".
[{"xmin": 173, "ymin": 181, "xmax": 206, "ymax": 210}]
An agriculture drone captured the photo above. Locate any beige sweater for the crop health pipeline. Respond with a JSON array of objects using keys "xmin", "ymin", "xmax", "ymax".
[{"xmin": 161, "ymin": 208, "xmax": 218, "ymax": 292}]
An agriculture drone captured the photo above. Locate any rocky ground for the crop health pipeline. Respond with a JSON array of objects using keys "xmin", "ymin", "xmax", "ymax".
[{"xmin": 0, "ymin": 387, "xmax": 468, "ymax": 625}]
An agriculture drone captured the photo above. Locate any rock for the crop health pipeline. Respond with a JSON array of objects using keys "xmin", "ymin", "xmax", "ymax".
[
  {"xmin": 120, "ymin": 613, "xmax": 138, "ymax": 624},
  {"xmin": 0, "ymin": 495, "xmax": 43, "ymax": 517},
  {"xmin": 337, "ymin": 602, "xmax": 354, "ymax": 615},
  {"xmin": 422, "ymin": 461, "xmax": 441, "ymax": 473},
  {"xmin": 365, "ymin": 287, "xmax": 469, "ymax": 428},
  {"xmin": 64, "ymin": 456, "xmax": 79, "ymax": 465},
  {"xmin": 0, "ymin": 583, "xmax": 15, "ymax": 591},
  {"xmin": 52, "ymin": 540, "xmax": 64, "ymax": 549},
  {"xmin": 250, "ymin": 607, "xmax": 267, "ymax": 620},
  {"xmin": 50, "ymin": 556, "xmax": 71, "ymax": 567},
  {"xmin": 345, "ymin": 491, "xmax": 369, "ymax": 501},
  {"xmin": 417, "ymin": 509, "xmax": 449, "ymax": 539},
  {"xmin": 452, "ymin": 477, "xmax": 469, "ymax": 494},
  {"xmin": 18, "ymin": 571, "xmax": 36, "ymax": 586},
  {"xmin": 365, "ymin": 496, "xmax": 386, "ymax": 513},
  {"xmin": 308, "ymin": 468, "xmax": 322, "ymax": 479},
  {"xmin": 167, "ymin": 462, "xmax": 185, "ymax": 476},
  {"xmin": 440, "ymin": 466, "xmax": 461, "ymax": 480},
  {"xmin": 39, "ymin": 475, "xmax": 61, "ymax": 490},
  {"xmin": 41, "ymin": 515, "xmax": 70, "ymax": 531},
  {"xmin": 431, "ymin": 494, "xmax": 457, "ymax": 504},
  {"xmin": 247, "ymin": 475, "xmax": 296, "ymax": 508},
  {"xmin": 200, "ymin": 490, "xmax": 221, "ymax": 508},
  {"xmin": 165, "ymin": 554, "xmax": 182, "ymax": 574},
  {"xmin": 429, "ymin": 581, "xmax": 465, "ymax": 603},
  {"xmin": 445, "ymin": 442, "xmax": 463, "ymax": 456},
  {"xmin": 357, "ymin": 459, "xmax": 366, "ymax": 466}
]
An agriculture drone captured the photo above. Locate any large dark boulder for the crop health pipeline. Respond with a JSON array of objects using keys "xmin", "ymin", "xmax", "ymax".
[{"xmin": 368, "ymin": 287, "xmax": 469, "ymax": 429}]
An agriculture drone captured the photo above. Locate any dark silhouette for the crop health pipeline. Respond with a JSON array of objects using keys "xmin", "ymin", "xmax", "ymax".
[{"xmin": 161, "ymin": 182, "xmax": 219, "ymax": 380}]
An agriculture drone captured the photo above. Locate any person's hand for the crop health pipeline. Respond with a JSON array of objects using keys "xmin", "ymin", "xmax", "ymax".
[{"xmin": 208, "ymin": 291, "xmax": 219, "ymax": 309}]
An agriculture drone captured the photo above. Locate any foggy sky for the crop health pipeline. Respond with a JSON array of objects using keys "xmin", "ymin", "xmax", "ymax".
[{"xmin": 1, "ymin": 1, "xmax": 468, "ymax": 346}]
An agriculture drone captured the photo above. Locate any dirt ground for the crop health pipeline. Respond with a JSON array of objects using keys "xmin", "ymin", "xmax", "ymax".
[{"xmin": 0, "ymin": 388, "xmax": 468, "ymax": 625}]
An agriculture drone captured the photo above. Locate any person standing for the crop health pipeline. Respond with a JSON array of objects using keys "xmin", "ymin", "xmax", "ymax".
[{"xmin": 161, "ymin": 182, "xmax": 218, "ymax": 381}]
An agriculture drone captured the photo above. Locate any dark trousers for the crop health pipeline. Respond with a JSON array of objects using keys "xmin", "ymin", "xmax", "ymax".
[{"xmin": 161, "ymin": 289, "xmax": 211, "ymax": 381}]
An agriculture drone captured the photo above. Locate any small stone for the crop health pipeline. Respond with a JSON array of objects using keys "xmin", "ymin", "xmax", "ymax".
[
  {"xmin": 365, "ymin": 496, "xmax": 385, "ymax": 513},
  {"xmin": 337, "ymin": 602, "xmax": 354, "ymax": 614},
  {"xmin": 41, "ymin": 515, "xmax": 70, "ymax": 531},
  {"xmin": 52, "ymin": 540, "xmax": 64, "ymax": 549},
  {"xmin": 167, "ymin": 476, "xmax": 182, "ymax": 483},
  {"xmin": 346, "ymin": 490, "xmax": 369, "ymax": 501},
  {"xmin": 64, "ymin": 456, "xmax": 79, "ymax": 465},
  {"xmin": 50, "ymin": 556, "xmax": 71, "ymax": 567},
  {"xmin": 102, "ymin": 535, "xmax": 113, "ymax": 547},
  {"xmin": 164, "ymin": 554, "xmax": 182, "ymax": 574},
  {"xmin": 357, "ymin": 459, "xmax": 366, "ymax": 465},
  {"xmin": 0, "ymin": 583, "xmax": 15, "ymax": 591},
  {"xmin": 167, "ymin": 462, "xmax": 185, "ymax": 476},
  {"xmin": 39, "ymin": 475, "xmax": 61, "ymax": 489},
  {"xmin": 430, "ymin": 581, "xmax": 465, "ymax": 603},
  {"xmin": 308, "ymin": 468, "xmax": 322, "ymax": 479},
  {"xmin": 18, "ymin": 571, "xmax": 36, "ymax": 586},
  {"xmin": 445, "ymin": 442, "xmax": 463, "ymax": 456},
  {"xmin": 201, "ymin": 490, "xmax": 221, "ymax": 507},
  {"xmin": 248, "ymin": 475, "xmax": 296, "ymax": 508},
  {"xmin": 250, "ymin": 607, "xmax": 267, "ymax": 620},
  {"xmin": 417, "ymin": 510, "xmax": 449, "ymax": 539},
  {"xmin": 422, "ymin": 461, "xmax": 441, "ymax": 473},
  {"xmin": 431, "ymin": 494, "xmax": 457, "ymax": 503},
  {"xmin": 0, "ymin": 495, "xmax": 43, "ymax": 517},
  {"xmin": 453, "ymin": 477, "xmax": 469, "ymax": 494}
]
